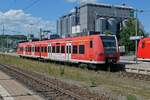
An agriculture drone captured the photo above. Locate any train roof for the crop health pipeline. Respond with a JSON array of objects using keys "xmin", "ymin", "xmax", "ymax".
[
  {"xmin": 18, "ymin": 34, "xmax": 116, "ymax": 46},
  {"xmin": 140, "ymin": 37, "xmax": 150, "ymax": 41}
]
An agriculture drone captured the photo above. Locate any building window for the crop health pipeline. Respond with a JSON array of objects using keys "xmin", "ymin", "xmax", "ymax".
[
  {"xmin": 73, "ymin": 45, "xmax": 78, "ymax": 54},
  {"xmin": 106, "ymin": 21, "xmax": 109, "ymax": 30},
  {"xmin": 56, "ymin": 46, "xmax": 60, "ymax": 53},
  {"xmin": 90, "ymin": 40, "xmax": 93, "ymax": 48},
  {"xmin": 79, "ymin": 45, "xmax": 85, "ymax": 54},
  {"xmin": 52, "ymin": 46, "xmax": 55, "ymax": 53},
  {"xmin": 61, "ymin": 46, "xmax": 65, "ymax": 53}
]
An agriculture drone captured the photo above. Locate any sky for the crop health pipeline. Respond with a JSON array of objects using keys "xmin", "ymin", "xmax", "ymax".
[{"xmin": 0, "ymin": 0, "xmax": 150, "ymax": 36}]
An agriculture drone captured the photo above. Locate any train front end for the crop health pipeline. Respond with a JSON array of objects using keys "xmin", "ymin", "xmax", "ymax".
[{"xmin": 100, "ymin": 35, "xmax": 120, "ymax": 64}]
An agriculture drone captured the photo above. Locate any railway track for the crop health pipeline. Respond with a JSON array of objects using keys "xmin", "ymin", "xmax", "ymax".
[{"xmin": 0, "ymin": 63, "xmax": 107, "ymax": 100}]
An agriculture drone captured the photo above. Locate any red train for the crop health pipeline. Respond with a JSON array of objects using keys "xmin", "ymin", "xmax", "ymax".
[
  {"xmin": 137, "ymin": 38, "xmax": 150, "ymax": 61},
  {"xmin": 17, "ymin": 34, "xmax": 120, "ymax": 68}
]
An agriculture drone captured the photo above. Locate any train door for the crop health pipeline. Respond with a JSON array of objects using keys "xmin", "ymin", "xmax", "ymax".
[
  {"xmin": 32, "ymin": 45, "xmax": 35, "ymax": 56},
  {"xmin": 48, "ymin": 43, "xmax": 52, "ymax": 59},
  {"xmin": 66, "ymin": 43, "xmax": 72, "ymax": 61},
  {"xmin": 23, "ymin": 46, "xmax": 25, "ymax": 55}
]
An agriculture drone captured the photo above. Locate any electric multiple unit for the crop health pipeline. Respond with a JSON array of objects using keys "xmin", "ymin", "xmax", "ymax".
[
  {"xmin": 137, "ymin": 38, "xmax": 150, "ymax": 61},
  {"xmin": 17, "ymin": 34, "xmax": 120, "ymax": 67}
]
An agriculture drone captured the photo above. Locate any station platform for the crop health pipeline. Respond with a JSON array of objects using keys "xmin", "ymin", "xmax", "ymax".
[{"xmin": 0, "ymin": 70, "xmax": 43, "ymax": 100}]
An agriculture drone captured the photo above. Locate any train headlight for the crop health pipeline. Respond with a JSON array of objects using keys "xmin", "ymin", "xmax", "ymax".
[{"xmin": 99, "ymin": 53, "xmax": 104, "ymax": 56}]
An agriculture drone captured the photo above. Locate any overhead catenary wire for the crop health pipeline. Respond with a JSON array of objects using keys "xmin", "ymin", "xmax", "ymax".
[{"xmin": 23, "ymin": 0, "xmax": 41, "ymax": 11}]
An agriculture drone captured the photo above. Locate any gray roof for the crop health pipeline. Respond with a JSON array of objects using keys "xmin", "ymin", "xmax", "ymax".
[{"xmin": 80, "ymin": 2, "xmax": 134, "ymax": 10}]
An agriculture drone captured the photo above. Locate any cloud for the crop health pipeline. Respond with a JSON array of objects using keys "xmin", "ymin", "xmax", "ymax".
[
  {"xmin": 65, "ymin": 0, "xmax": 97, "ymax": 4},
  {"xmin": 0, "ymin": 9, "xmax": 56, "ymax": 36}
]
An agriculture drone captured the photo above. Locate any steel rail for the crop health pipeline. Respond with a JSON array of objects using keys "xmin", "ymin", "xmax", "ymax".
[{"xmin": 0, "ymin": 63, "xmax": 93, "ymax": 100}]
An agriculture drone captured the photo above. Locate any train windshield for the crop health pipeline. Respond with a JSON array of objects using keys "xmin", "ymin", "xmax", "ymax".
[
  {"xmin": 101, "ymin": 36, "xmax": 116, "ymax": 48},
  {"xmin": 101, "ymin": 36, "xmax": 117, "ymax": 55}
]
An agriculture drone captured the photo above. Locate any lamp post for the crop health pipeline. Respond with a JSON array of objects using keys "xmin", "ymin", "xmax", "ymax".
[
  {"xmin": 28, "ymin": 23, "xmax": 34, "ymax": 41},
  {"xmin": 2, "ymin": 24, "xmax": 5, "ymax": 52},
  {"xmin": 135, "ymin": 9, "xmax": 143, "ymax": 64}
]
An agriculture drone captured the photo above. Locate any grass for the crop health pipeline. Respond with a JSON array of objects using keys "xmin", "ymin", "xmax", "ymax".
[
  {"xmin": 127, "ymin": 95, "xmax": 137, "ymax": 100},
  {"xmin": 0, "ymin": 54, "xmax": 150, "ymax": 99}
]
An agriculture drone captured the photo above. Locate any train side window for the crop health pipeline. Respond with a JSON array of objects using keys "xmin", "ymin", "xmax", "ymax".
[
  {"xmin": 73, "ymin": 45, "xmax": 78, "ymax": 54},
  {"xmin": 30, "ymin": 47, "xmax": 32, "ymax": 52},
  {"xmin": 142, "ymin": 42, "xmax": 145, "ymax": 49},
  {"xmin": 45, "ymin": 47, "xmax": 47, "ymax": 52},
  {"xmin": 61, "ymin": 46, "xmax": 65, "ymax": 53},
  {"xmin": 52, "ymin": 46, "xmax": 55, "ymax": 53},
  {"xmin": 48, "ymin": 46, "xmax": 51, "ymax": 53},
  {"xmin": 79, "ymin": 45, "xmax": 85, "ymax": 54},
  {"xmin": 19, "ymin": 47, "xmax": 21, "ymax": 51},
  {"xmin": 33, "ymin": 47, "xmax": 35, "ymax": 52},
  {"xmin": 25, "ymin": 47, "xmax": 27, "ymax": 52},
  {"xmin": 35, "ymin": 47, "xmax": 37, "ymax": 52},
  {"xmin": 36, "ymin": 47, "xmax": 38, "ymax": 52},
  {"xmin": 43, "ymin": 47, "xmax": 45, "ymax": 52},
  {"xmin": 28, "ymin": 47, "xmax": 30, "ymax": 52},
  {"xmin": 41, "ymin": 47, "xmax": 44, "ymax": 52},
  {"xmin": 32, "ymin": 47, "xmax": 34, "ymax": 52},
  {"xmin": 66, "ymin": 46, "xmax": 68, "ymax": 53},
  {"xmin": 56, "ymin": 46, "xmax": 60, "ymax": 53},
  {"xmin": 69, "ymin": 46, "xmax": 71, "ymax": 53},
  {"xmin": 37, "ymin": 47, "xmax": 40, "ymax": 52},
  {"xmin": 40, "ymin": 47, "xmax": 42, "ymax": 52},
  {"xmin": 90, "ymin": 40, "xmax": 93, "ymax": 48}
]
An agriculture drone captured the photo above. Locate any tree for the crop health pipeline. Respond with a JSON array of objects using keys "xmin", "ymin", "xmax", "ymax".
[
  {"xmin": 119, "ymin": 18, "xmax": 148, "ymax": 54},
  {"xmin": 104, "ymin": 30, "xmax": 112, "ymax": 35}
]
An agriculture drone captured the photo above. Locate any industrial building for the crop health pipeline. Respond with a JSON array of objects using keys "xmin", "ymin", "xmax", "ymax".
[{"xmin": 57, "ymin": 3, "xmax": 134, "ymax": 37}]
